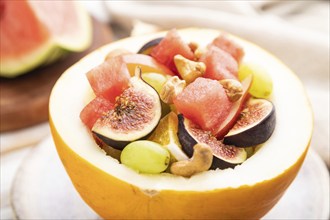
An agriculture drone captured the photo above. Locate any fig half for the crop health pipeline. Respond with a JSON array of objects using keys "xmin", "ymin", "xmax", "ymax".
[
  {"xmin": 92, "ymin": 67, "xmax": 162, "ymax": 150},
  {"xmin": 223, "ymin": 98, "xmax": 276, "ymax": 147},
  {"xmin": 177, "ymin": 114, "xmax": 247, "ymax": 169}
]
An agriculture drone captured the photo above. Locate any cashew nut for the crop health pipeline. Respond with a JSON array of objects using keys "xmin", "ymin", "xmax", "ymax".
[
  {"xmin": 160, "ymin": 76, "xmax": 186, "ymax": 104},
  {"xmin": 194, "ymin": 46, "xmax": 207, "ymax": 60},
  {"xmin": 188, "ymin": 42, "xmax": 199, "ymax": 54},
  {"xmin": 219, "ymin": 79, "xmax": 243, "ymax": 102},
  {"xmin": 170, "ymin": 143, "xmax": 213, "ymax": 177},
  {"xmin": 174, "ymin": 54, "xmax": 206, "ymax": 84}
]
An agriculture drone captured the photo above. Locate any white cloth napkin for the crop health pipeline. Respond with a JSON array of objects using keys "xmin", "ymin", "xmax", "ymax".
[{"xmin": 104, "ymin": 0, "xmax": 329, "ymax": 166}]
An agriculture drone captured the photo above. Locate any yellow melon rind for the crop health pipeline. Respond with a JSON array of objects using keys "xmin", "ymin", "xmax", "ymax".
[
  {"xmin": 50, "ymin": 115, "xmax": 310, "ymax": 219},
  {"xmin": 49, "ymin": 28, "xmax": 313, "ymax": 219}
]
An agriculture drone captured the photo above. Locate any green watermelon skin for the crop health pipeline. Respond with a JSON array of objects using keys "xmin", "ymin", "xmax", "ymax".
[{"xmin": 0, "ymin": 0, "xmax": 91, "ymax": 77}]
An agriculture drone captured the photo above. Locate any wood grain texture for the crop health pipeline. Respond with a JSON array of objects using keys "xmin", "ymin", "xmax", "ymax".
[{"xmin": 0, "ymin": 18, "xmax": 112, "ymax": 132}]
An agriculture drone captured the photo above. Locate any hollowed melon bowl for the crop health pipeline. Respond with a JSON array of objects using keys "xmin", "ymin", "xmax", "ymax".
[{"xmin": 49, "ymin": 28, "xmax": 313, "ymax": 219}]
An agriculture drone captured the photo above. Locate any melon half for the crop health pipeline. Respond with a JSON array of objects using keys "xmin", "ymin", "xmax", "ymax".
[
  {"xmin": 49, "ymin": 28, "xmax": 313, "ymax": 219},
  {"xmin": 0, "ymin": 0, "xmax": 91, "ymax": 77}
]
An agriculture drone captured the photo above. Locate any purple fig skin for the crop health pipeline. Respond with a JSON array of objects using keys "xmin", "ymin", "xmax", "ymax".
[
  {"xmin": 92, "ymin": 68, "xmax": 162, "ymax": 150},
  {"xmin": 223, "ymin": 99, "xmax": 276, "ymax": 147},
  {"xmin": 177, "ymin": 114, "xmax": 244, "ymax": 170},
  {"xmin": 137, "ymin": 37, "xmax": 164, "ymax": 54}
]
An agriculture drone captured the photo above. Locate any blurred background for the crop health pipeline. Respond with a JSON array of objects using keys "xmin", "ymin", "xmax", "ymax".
[{"xmin": 1, "ymin": 1, "xmax": 329, "ymax": 219}]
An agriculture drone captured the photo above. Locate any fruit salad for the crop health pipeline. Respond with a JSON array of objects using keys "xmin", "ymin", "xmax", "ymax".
[
  {"xmin": 80, "ymin": 29, "xmax": 276, "ymax": 177},
  {"xmin": 50, "ymin": 28, "xmax": 312, "ymax": 219}
]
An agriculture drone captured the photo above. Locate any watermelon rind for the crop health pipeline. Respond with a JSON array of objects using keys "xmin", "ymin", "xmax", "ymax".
[
  {"xmin": 0, "ymin": 40, "xmax": 59, "ymax": 77},
  {"xmin": 0, "ymin": 2, "xmax": 92, "ymax": 78},
  {"xmin": 53, "ymin": 2, "xmax": 92, "ymax": 52}
]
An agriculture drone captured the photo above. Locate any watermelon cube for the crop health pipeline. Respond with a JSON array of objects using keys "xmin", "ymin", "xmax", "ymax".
[
  {"xmin": 211, "ymin": 35, "xmax": 244, "ymax": 63},
  {"xmin": 173, "ymin": 77, "xmax": 232, "ymax": 133},
  {"xmin": 86, "ymin": 56, "xmax": 130, "ymax": 102},
  {"xmin": 80, "ymin": 96, "xmax": 114, "ymax": 129},
  {"xmin": 151, "ymin": 29, "xmax": 194, "ymax": 73},
  {"xmin": 199, "ymin": 46, "xmax": 238, "ymax": 80}
]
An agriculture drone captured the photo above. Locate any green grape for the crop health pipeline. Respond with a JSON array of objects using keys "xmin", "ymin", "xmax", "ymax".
[
  {"xmin": 142, "ymin": 72, "xmax": 168, "ymax": 94},
  {"xmin": 142, "ymin": 72, "xmax": 171, "ymax": 116},
  {"xmin": 120, "ymin": 140, "xmax": 170, "ymax": 174},
  {"xmin": 238, "ymin": 63, "xmax": 273, "ymax": 98},
  {"xmin": 245, "ymin": 147, "xmax": 255, "ymax": 158}
]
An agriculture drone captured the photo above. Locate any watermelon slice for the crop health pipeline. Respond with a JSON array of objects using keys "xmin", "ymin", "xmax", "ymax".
[
  {"xmin": 173, "ymin": 77, "xmax": 232, "ymax": 133},
  {"xmin": 0, "ymin": 0, "xmax": 92, "ymax": 77},
  {"xmin": 151, "ymin": 29, "xmax": 194, "ymax": 73}
]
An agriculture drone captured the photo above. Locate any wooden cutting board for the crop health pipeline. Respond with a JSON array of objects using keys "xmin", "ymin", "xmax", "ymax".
[{"xmin": 0, "ymin": 18, "xmax": 113, "ymax": 132}]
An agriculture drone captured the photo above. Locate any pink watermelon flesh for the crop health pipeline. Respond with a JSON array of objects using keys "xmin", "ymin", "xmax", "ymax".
[
  {"xmin": 151, "ymin": 29, "xmax": 194, "ymax": 74},
  {"xmin": 28, "ymin": 1, "xmax": 82, "ymax": 42},
  {"xmin": 174, "ymin": 77, "xmax": 232, "ymax": 133},
  {"xmin": 199, "ymin": 46, "xmax": 238, "ymax": 80},
  {"xmin": 86, "ymin": 56, "xmax": 131, "ymax": 103},
  {"xmin": 0, "ymin": 0, "xmax": 91, "ymax": 77},
  {"xmin": 80, "ymin": 97, "xmax": 114, "ymax": 130},
  {"xmin": 0, "ymin": 1, "xmax": 50, "ymax": 60},
  {"xmin": 211, "ymin": 35, "xmax": 244, "ymax": 63},
  {"xmin": 0, "ymin": 0, "xmax": 84, "ymax": 61}
]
